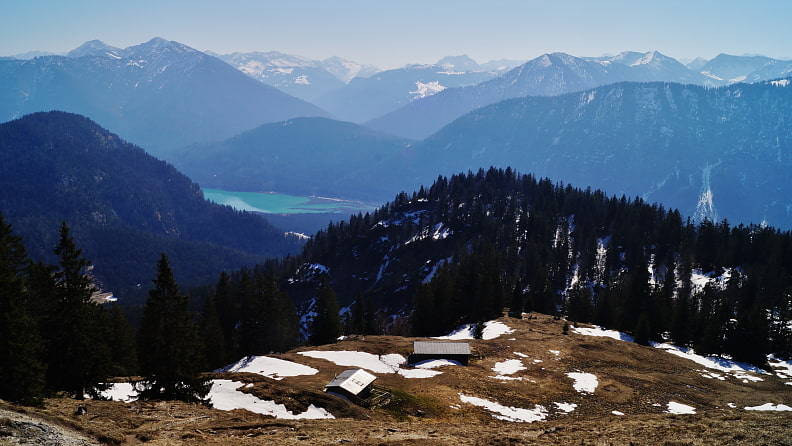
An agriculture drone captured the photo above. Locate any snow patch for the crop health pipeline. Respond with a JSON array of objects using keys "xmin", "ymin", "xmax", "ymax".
[
  {"xmin": 567, "ymin": 372, "xmax": 598, "ymax": 393},
  {"xmin": 666, "ymin": 401, "xmax": 696, "ymax": 414},
  {"xmin": 744, "ymin": 403, "xmax": 792, "ymax": 411},
  {"xmin": 434, "ymin": 320, "xmax": 513, "ymax": 340},
  {"xmin": 211, "ymin": 379, "xmax": 334, "ymax": 419},
  {"xmin": 410, "ymin": 81, "xmax": 446, "ymax": 99},
  {"xmin": 459, "ymin": 394, "xmax": 548, "ymax": 423},
  {"xmin": 571, "ymin": 325, "xmax": 634, "ymax": 342},
  {"xmin": 217, "ymin": 356, "xmax": 319, "ymax": 380},
  {"xmin": 492, "ymin": 359, "xmax": 526, "ymax": 376},
  {"xmin": 554, "ymin": 402, "xmax": 577, "ymax": 413},
  {"xmin": 298, "ymin": 351, "xmax": 400, "ymax": 374},
  {"xmin": 99, "ymin": 383, "xmax": 136, "ymax": 402}
]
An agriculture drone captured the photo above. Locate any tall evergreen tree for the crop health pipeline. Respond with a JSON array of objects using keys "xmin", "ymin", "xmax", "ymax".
[
  {"xmin": 47, "ymin": 222, "xmax": 111, "ymax": 398},
  {"xmin": 137, "ymin": 253, "xmax": 212, "ymax": 405},
  {"xmin": 0, "ymin": 213, "xmax": 45, "ymax": 405}
]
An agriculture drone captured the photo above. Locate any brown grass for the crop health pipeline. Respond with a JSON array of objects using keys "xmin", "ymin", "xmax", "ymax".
[{"xmin": 2, "ymin": 313, "xmax": 790, "ymax": 444}]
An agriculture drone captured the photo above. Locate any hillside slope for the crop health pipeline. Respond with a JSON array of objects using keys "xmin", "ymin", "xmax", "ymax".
[
  {"xmin": 0, "ymin": 38, "xmax": 328, "ymax": 156},
  {"xmin": 7, "ymin": 314, "xmax": 791, "ymax": 445},
  {"xmin": 0, "ymin": 111, "xmax": 302, "ymax": 302},
  {"xmin": 175, "ymin": 117, "xmax": 413, "ymax": 201},
  {"xmin": 404, "ymin": 79, "xmax": 792, "ymax": 229}
]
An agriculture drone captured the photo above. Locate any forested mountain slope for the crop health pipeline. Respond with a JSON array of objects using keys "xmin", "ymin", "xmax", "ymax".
[
  {"xmin": 0, "ymin": 112, "xmax": 302, "ymax": 302},
  {"xmin": 283, "ymin": 168, "xmax": 791, "ymax": 365},
  {"xmin": 174, "ymin": 117, "xmax": 413, "ymax": 201},
  {"xmin": 403, "ymin": 79, "xmax": 792, "ymax": 229}
]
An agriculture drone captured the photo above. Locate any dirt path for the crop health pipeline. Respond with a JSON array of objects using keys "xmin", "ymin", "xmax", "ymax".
[{"xmin": 0, "ymin": 405, "xmax": 100, "ymax": 446}]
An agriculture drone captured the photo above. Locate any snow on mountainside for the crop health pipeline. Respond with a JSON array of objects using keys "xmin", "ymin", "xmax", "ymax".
[
  {"xmin": 214, "ymin": 51, "xmax": 375, "ymax": 101},
  {"xmin": 314, "ymin": 63, "xmax": 500, "ymax": 123},
  {"xmin": 0, "ymin": 38, "xmax": 329, "ymax": 156},
  {"xmin": 66, "ymin": 39, "xmax": 121, "ymax": 58},
  {"xmin": 401, "ymin": 80, "xmax": 792, "ymax": 229},
  {"xmin": 365, "ymin": 51, "xmax": 715, "ymax": 140},
  {"xmin": 95, "ymin": 315, "xmax": 791, "ymax": 431},
  {"xmin": 688, "ymin": 53, "xmax": 792, "ymax": 83}
]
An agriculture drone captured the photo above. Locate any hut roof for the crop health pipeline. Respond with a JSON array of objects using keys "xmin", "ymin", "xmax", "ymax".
[
  {"xmin": 324, "ymin": 369, "xmax": 376, "ymax": 396},
  {"xmin": 413, "ymin": 341, "xmax": 471, "ymax": 355}
]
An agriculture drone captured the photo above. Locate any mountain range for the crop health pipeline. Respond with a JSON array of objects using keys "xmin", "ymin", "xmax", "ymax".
[
  {"xmin": 0, "ymin": 38, "xmax": 328, "ymax": 157},
  {"xmin": 0, "ymin": 111, "xmax": 302, "ymax": 302},
  {"xmin": 401, "ymin": 79, "xmax": 792, "ymax": 228},
  {"xmin": 366, "ymin": 51, "xmax": 718, "ymax": 140},
  {"xmin": 212, "ymin": 51, "xmax": 378, "ymax": 101},
  {"xmin": 313, "ymin": 63, "xmax": 506, "ymax": 123}
]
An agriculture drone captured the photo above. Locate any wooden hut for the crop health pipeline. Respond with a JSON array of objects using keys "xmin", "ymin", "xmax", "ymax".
[
  {"xmin": 409, "ymin": 341, "xmax": 471, "ymax": 365},
  {"xmin": 324, "ymin": 369, "xmax": 377, "ymax": 402}
]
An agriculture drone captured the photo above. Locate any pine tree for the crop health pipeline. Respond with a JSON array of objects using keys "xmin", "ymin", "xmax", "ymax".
[
  {"xmin": 137, "ymin": 253, "xmax": 212, "ymax": 405},
  {"xmin": 47, "ymin": 222, "xmax": 111, "ymax": 399},
  {"xmin": 310, "ymin": 279, "xmax": 342, "ymax": 345},
  {"xmin": 0, "ymin": 213, "xmax": 46, "ymax": 405}
]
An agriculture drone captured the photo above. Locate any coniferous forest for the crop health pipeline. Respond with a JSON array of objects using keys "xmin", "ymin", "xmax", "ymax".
[{"xmin": 2, "ymin": 167, "xmax": 791, "ymax": 406}]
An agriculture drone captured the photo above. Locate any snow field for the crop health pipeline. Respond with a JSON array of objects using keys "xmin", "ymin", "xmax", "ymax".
[
  {"xmin": 298, "ymin": 350, "xmax": 458, "ymax": 378},
  {"xmin": 217, "ymin": 355, "xmax": 319, "ymax": 380},
  {"xmin": 458, "ymin": 394, "xmax": 548, "ymax": 423},
  {"xmin": 744, "ymin": 403, "xmax": 792, "ymax": 411},
  {"xmin": 435, "ymin": 320, "xmax": 514, "ymax": 340},
  {"xmin": 210, "ymin": 379, "xmax": 334, "ymax": 419},
  {"xmin": 98, "ymin": 380, "xmax": 335, "ymax": 419},
  {"xmin": 572, "ymin": 324, "xmax": 775, "ymax": 383}
]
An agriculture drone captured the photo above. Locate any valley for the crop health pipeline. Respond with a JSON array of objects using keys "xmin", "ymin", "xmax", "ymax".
[
  {"xmin": 1, "ymin": 13, "xmax": 791, "ymax": 445},
  {"xmin": 202, "ymin": 189, "xmax": 376, "ymax": 215}
]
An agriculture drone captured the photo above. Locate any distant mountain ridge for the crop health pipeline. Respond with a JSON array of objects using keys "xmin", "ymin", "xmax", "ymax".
[
  {"xmin": 0, "ymin": 38, "xmax": 329, "ymax": 156},
  {"xmin": 0, "ymin": 111, "xmax": 302, "ymax": 301},
  {"xmin": 314, "ymin": 63, "xmax": 505, "ymax": 123},
  {"xmin": 213, "ymin": 51, "xmax": 378, "ymax": 101},
  {"xmin": 366, "ymin": 51, "xmax": 717, "ymax": 140},
  {"xmin": 403, "ymin": 79, "xmax": 792, "ymax": 229},
  {"xmin": 174, "ymin": 117, "xmax": 412, "ymax": 201}
]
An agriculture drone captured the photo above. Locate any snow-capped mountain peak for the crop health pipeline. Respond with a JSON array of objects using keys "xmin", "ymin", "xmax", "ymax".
[
  {"xmin": 67, "ymin": 40, "xmax": 121, "ymax": 58},
  {"xmin": 436, "ymin": 54, "xmax": 481, "ymax": 72}
]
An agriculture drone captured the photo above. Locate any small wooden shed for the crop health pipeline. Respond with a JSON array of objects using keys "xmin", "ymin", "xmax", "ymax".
[
  {"xmin": 324, "ymin": 369, "xmax": 377, "ymax": 402},
  {"xmin": 409, "ymin": 341, "xmax": 472, "ymax": 365}
]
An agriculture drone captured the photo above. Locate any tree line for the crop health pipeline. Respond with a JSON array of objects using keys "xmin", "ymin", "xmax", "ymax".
[
  {"xmin": 0, "ymin": 213, "xmax": 209, "ymax": 406},
  {"xmin": 298, "ymin": 168, "xmax": 792, "ymax": 367}
]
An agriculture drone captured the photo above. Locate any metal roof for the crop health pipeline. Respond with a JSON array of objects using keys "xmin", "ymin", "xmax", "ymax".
[
  {"xmin": 325, "ymin": 369, "xmax": 376, "ymax": 396},
  {"xmin": 413, "ymin": 341, "xmax": 471, "ymax": 355}
]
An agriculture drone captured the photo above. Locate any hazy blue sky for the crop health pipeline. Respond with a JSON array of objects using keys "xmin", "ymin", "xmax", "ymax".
[{"xmin": 2, "ymin": 0, "xmax": 790, "ymax": 68}]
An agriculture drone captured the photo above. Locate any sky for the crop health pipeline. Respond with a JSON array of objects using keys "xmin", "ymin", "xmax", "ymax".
[{"xmin": 2, "ymin": 0, "xmax": 790, "ymax": 69}]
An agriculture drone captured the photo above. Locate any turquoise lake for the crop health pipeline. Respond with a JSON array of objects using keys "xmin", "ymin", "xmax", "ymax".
[{"xmin": 202, "ymin": 189, "xmax": 377, "ymax": 214}]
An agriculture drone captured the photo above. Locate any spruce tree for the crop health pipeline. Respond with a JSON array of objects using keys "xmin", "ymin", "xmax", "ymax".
[
  {"xmin": 47, "ymin": 222, "xmax": 111, "ymax": 399},
  {"xmin": 0, "ymin": 213, "xmax": 46, "ymax": 405},
  {"xmin": 137, "ymin": 253, "xmax": 212, "ymax": 405}
]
